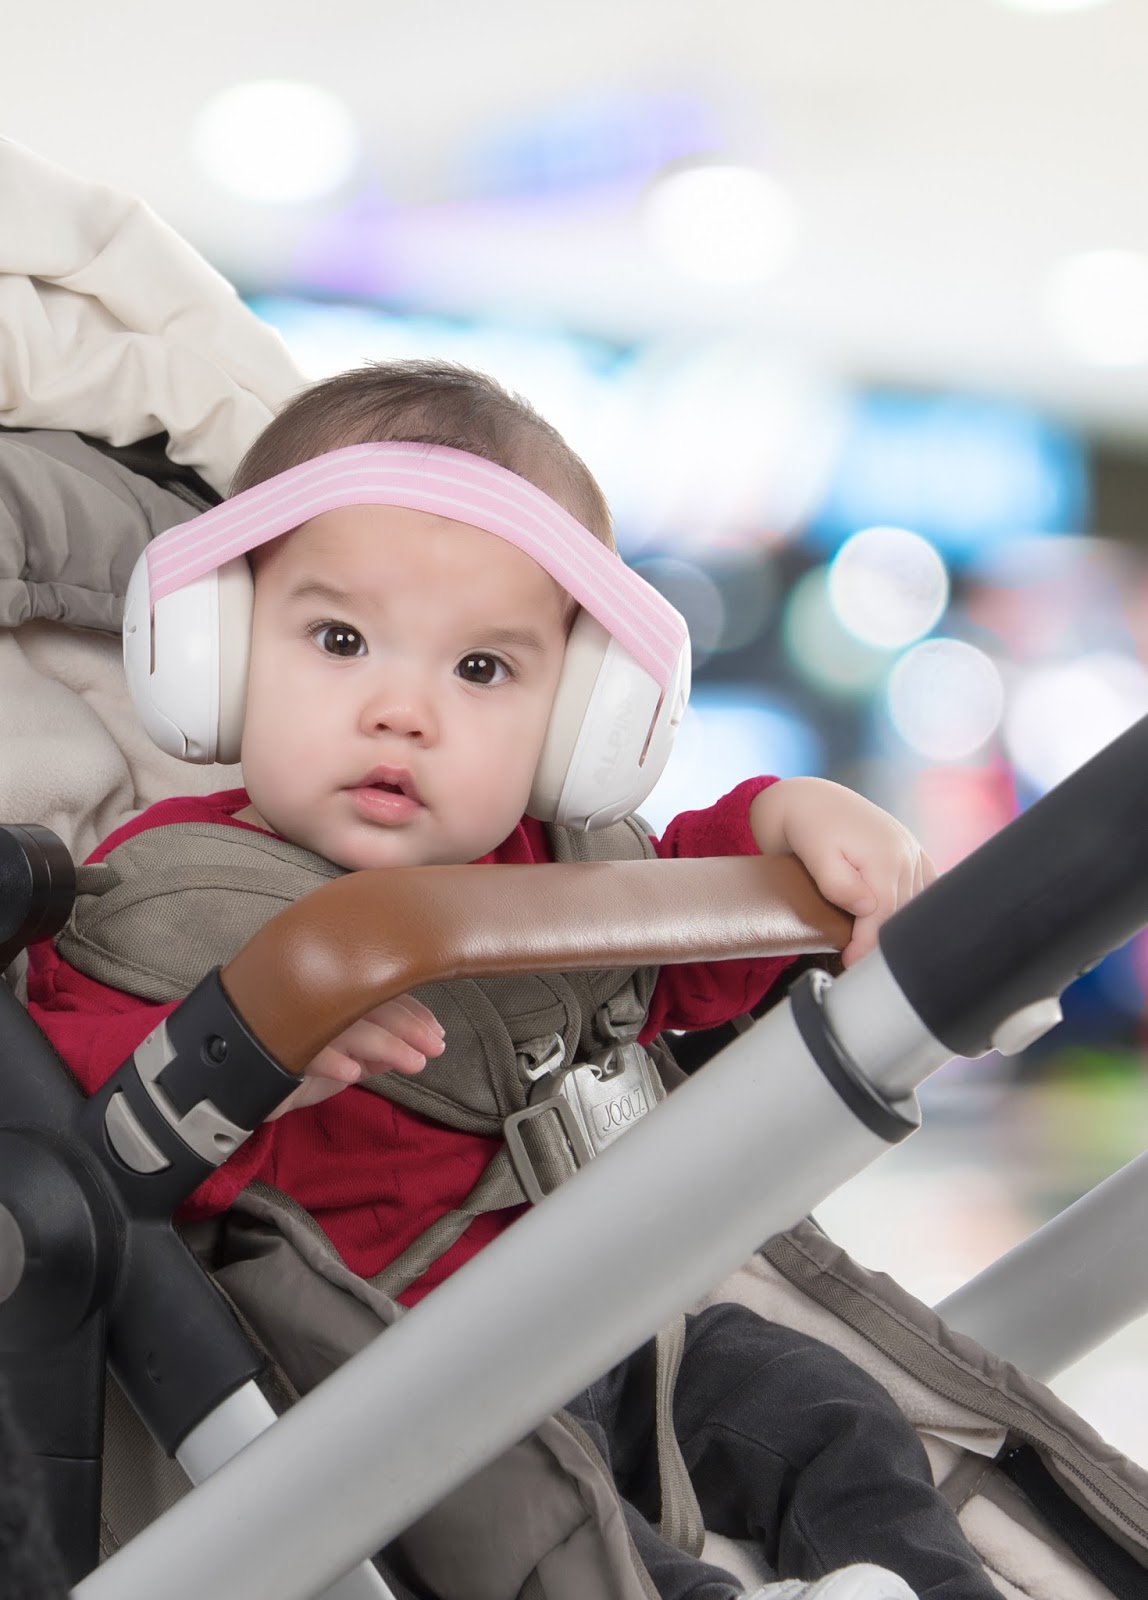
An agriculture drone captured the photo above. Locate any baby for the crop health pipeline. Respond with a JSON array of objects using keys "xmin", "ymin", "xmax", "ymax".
[{"xmin": 28, "ymin": 361, "xmax": 996, "ymax": 1600}]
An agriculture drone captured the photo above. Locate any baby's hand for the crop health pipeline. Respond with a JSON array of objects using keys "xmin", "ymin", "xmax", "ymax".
[
  {"xmin": 749, "ymin": 778, "xmax": 935, "ymax": 968},
  {"xmin": 266, "ymin": 994, "xmax": 446, "ymax": 1120}
]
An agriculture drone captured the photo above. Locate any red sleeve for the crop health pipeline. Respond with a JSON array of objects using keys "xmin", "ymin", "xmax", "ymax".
[{"xmin": 639, "ymin": 776, "xmax": 796, "ymax": 1040}]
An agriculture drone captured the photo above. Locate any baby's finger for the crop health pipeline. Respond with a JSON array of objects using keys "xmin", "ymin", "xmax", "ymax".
[
  {"xmin": 843, "ymin": 844, "xmax": 934, "ymax": 964},
  {"xmin": 809, "ymin": 854, "xmax": 880, "ymax": 920},
  {"xmin": 365, "ymin": 995, "xmax": 446, "ymax": 1056},
  {"xmin": 839, "ymin": 905, "xmax": 883, "ymax": 968},
  {"xmin": 373, "ymin": 993, "xmax": 443, "ymax": 1031},
  {"xmin": 305, "ymin": 1043, "xmax": 364, "ymax": 1084},
  {"xmin": 338, "ymin": 1017, "xmax": 433, "ymax": 1076},
  {"xmin": 837, "ymin": 857, "xmax": 908, "ymax": 964}
]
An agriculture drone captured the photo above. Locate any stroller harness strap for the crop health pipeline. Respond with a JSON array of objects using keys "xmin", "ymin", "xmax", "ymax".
[
  {"xmin": 58, "ymin": 819, "xmax": 687, "ymax": 1292},
  {"xmin": 59, "ymin": 815, "xmax": 664, "ymax": 1130},
  {"xmin": 59, "ymin": 815, "xmax": 675, "ymax": 1253}
]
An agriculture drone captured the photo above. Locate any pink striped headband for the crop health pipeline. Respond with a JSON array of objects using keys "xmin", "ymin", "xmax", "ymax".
[{"xmin": 146, "ymin": 442, "xmax": 688, "ymax": 691}]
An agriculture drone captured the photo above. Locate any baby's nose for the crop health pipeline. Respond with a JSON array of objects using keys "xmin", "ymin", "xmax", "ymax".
[{"xmin": 361, "ymin": 685, "xmax": 436, "ymax": 742}]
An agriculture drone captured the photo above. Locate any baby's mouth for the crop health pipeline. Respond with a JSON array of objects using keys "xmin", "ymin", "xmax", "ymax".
[
  {"xmin": 348, "ymin": 766, "xmax": 424, "ymax": 823},
  {"xmin": 354, "ymin": 767, "xmax": 422, "ymax": 804}
]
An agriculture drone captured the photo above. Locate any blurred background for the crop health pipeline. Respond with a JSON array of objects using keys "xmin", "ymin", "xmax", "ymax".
[{"xmin": 6, "ymin": 0, "xmax": 1148, "ymax": 1465}]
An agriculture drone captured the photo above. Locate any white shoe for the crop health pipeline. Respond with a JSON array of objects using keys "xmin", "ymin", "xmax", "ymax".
[{"xmin": 747, "ymin": 1564, "xmax": 917, "ymax": 1600}]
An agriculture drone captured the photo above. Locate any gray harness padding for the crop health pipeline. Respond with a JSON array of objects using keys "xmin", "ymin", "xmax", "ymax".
[{"xmin": 59, "ymin": 815, "xmax": 673, "ymax": 1289}]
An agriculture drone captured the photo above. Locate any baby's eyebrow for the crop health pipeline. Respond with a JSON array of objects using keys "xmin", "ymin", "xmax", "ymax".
[
  {"xmin": 480, "ymin": 625, "xmax": 550, "ymax": 654},
  {"xmin": 284, "ymin": 578, "xmax": 357, "ymax": 609}
]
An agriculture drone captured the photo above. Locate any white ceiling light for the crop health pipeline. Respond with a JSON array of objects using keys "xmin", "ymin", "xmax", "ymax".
[
  {"xmin": 994, "ymin": 0, "xmax": 1114, "ymax": 12},
  {"xmin": 190, "ymin": 80, "xmax": 358, "ymax": 203},
  {"xmin": 640, "ymin": 163, "xmax": 798, "ymax": 286},
  {"xmin": 1043, "ymin": 249, "xmax": 1148, "ymax": 367}
]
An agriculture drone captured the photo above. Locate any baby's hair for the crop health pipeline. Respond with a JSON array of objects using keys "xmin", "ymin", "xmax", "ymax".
[{"xmin": 232, "ymin": 358, "xmax": 615, "ymax": 551}]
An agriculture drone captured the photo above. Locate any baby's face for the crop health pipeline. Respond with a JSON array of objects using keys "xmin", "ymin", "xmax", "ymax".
[{"xmin": 237, "ymin": 505, "xmax": 570, "ymax": 869}]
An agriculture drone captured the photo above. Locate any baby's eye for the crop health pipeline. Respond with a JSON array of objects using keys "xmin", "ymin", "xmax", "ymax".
[
  {"xmin": 457, "ymin": 653, "xmax": 510, "ymax": 686},
  {"xmin": 309, "ymin": 622, "xmax": 366, "ymax": 658}
]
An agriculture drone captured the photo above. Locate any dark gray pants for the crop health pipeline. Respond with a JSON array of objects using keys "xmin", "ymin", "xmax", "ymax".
[{"xmin": 566, "ymin": 1303, "xmax": 1000, "ymax": 1600}]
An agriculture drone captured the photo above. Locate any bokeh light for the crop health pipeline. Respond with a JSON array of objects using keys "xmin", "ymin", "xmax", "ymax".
[
  {"xmin": 828, "ymin": 526, "xmax": 949, "ymax": 648},
  {"xmin": 632, "ymin": 558, "xmax": 726, "ymax": 665},
  {"xmin": 190, "ymin": 81, "xmax": 358, "ymax": 203},
  {"xmin": 640, "ymin": 163, "xmax": 798, "ymax": 286},
  {"xmin": 1003, "ymin": 651, "xmax": 1148, "ymax": 792},
  {"xmin": 886, "ymin": 639, "xmax": 1005, "ymax": 761},
  {"xmin": 633, "ymin": 552, "xmax": 778, "ymax": 662},
  {"xmin": 782, "ymin": 566, "xmax": 894, "ymax": 698}
]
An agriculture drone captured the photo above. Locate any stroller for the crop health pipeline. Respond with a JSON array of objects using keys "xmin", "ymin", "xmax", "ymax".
[{"xmin": 1, "ymin": 140, "xmax": 1147, "ymax": 1600}]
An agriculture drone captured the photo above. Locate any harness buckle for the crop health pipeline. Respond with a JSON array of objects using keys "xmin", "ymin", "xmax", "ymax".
[
  {"xmin": 555, "ymin": 1041, "xmax": 665, "ymax": 1159},
  {"xmin": 505, "ymin": 1040, "xmax": 665, "ymax": 1204}
]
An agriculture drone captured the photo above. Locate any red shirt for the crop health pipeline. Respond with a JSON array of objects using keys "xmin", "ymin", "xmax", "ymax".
[{"xmin": 26, "ymin": 780, "xmax": 788, "ymax": 1303}]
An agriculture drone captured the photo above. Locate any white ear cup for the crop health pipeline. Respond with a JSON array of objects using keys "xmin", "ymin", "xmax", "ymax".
[
  {"xmin": 123, "ymin": 553, "xmax": 253, "ymax": 764},
  {"xmin": 527, "ymin": 611, "xmax": 691, "ymax": 830}
]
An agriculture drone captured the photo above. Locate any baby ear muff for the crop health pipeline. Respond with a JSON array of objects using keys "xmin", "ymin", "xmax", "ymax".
[
  {"xmin": 526, "ymin": 611, "xmax": 691, "ymax": 831},
  {"xmin": 123, "ymin": 552, "xmax": 689, "ymax": 828},
  {"xmin": 123, "ymin": 553, "xmax": 253, "ymax": 765}
]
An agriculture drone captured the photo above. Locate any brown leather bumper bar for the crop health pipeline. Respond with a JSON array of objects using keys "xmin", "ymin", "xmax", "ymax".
[{"xmin": 219, "ymin": 855, "xmax": 850, "ymax": 1076}]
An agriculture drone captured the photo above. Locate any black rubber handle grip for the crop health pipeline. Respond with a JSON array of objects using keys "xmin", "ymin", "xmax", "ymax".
[{"xmin": 880, "ymin": 712, "xmax": 1148, "ymax": 1057}]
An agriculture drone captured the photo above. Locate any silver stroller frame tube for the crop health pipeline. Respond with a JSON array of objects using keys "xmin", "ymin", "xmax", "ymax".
[
  {"xmin": 175, "ymin": 1386, "xmax": 397, "ymax": 1600},
  {"xmin": 935, "ymin": 1148, "xmax": 1148, "ymax": 1382},
  {"xmin": 72, "ymin": 713, "xmax": 1148, "ymax": 1600}
]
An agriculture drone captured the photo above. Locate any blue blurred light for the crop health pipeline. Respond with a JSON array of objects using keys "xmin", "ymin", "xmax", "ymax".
[
  {"xmin": 639, "ymin": 687, "xmax": 823, "ymax": 836},
  {"xmin": 808, "ymin": 391, "xmax": 1088, "ymax": 562},
  {"xmin": 458, "ymin": 91, "xmax": 722, "ymax": 198},
  {"xmin": 1092, "ymin": 938, "xmax": 1147, "ymax": 1019}
]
